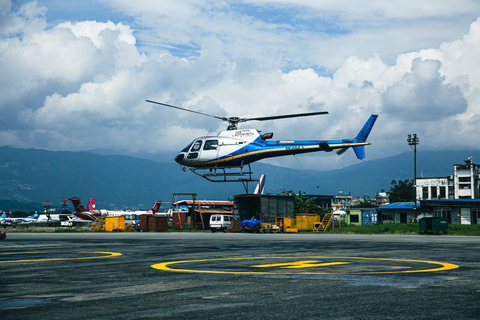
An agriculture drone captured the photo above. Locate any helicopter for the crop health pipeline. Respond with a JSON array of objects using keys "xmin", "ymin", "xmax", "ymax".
[{"xmin": 146, "ymin": 100, "xmax": 378, "ymax": 187}]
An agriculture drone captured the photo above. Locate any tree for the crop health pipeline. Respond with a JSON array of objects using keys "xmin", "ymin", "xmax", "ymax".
[
  {"xmin": 280, "ymin": 190, "xmax": 328, "ymax": 214},
  {"xmin": 350, "ymin": 201, "xmax": 376, "ymax": 208},
  {"xmin": 388, "ymin": 179, "xmax": 414, "ymax": 202}
]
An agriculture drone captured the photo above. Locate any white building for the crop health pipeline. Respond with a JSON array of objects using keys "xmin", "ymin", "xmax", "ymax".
[{"xmin": 416, "ymin": 156, "xmax": 480, "ymax": 200}]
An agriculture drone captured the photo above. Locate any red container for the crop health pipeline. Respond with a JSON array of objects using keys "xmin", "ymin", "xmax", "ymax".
[
  {"xmin": 231, "ymin": 219, "xmax": 242, "ymax": 233},
  {"xmin": 139, "ymin": 214, "xmax": 153, "ymax": 231},
  {"xmin": 172, "ymin": 212, "xmax": 186, "ymax": 229},
  {"xmin": 148, "ymin": 216, "xmax": 168, "ymax": 232}
]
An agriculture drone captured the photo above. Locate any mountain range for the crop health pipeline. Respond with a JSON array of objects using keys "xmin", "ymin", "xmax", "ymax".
[{"xmin": 0, "ymin": 146, "xmax": 478, "ymax": 211}]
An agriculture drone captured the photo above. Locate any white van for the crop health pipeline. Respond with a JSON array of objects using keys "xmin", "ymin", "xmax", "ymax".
[{"xmin": 210, "ymin": 214, "xmax": 233, "ymax": 233}]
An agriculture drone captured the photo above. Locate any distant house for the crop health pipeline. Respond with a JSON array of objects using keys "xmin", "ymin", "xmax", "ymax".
[
  {"xmin": 376, "ymin": 202, "xmax": 419, "ymax": 224},
  {"xmin": 416, "ymin": 156, "xmax": 480, "ymax": 200},
  {"xmin": 420, "ymin": 199, "xmax": 480, "ymax": 225},
  {"xmin": 375, "ymin": 200, "xmax": 480, "ymax": 225},
  {"xmin": 347, "ymin": 208, "xmax": 378, "ymax": 225}
]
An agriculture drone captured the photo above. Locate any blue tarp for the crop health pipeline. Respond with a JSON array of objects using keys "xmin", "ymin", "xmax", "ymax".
[{"xmin": 241, "ymin": 219, "xmax": 263, "ymax": 229}]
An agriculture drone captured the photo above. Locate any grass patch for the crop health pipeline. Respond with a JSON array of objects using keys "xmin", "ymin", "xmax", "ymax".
[{"xmin": 324, "ymin": 223, "xmax": 480, "ymax": 235}]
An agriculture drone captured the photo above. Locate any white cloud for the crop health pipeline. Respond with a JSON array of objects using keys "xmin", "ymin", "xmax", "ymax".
[
  {"xmin": 384, "ymin": 58, "xmax": 467, "ymax": 122},
  {"xmin": 1, "ymin": 1, "xmax": 480, "ymax": 171}
]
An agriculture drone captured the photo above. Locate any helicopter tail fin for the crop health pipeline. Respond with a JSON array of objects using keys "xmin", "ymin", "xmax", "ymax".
[
  {"xmin": 337, "ymin": 115, "xmax": 377, "ymax": 160},
  {"xmin": 353, "ymin": 114, "xmax": 377, "ymax": 160},
  {"xmin": 355, "ymin": 115, "xmax": 378, "ymax": 143}
]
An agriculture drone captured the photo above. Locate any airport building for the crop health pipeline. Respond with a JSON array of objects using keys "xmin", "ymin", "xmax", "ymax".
[
  {"xmin": 375, "ymin": 157, "xmax": 480, "ymax": 225},
  {"xmin": 416, "ymin": 156, "xmax": 480, "ymax": 200}
]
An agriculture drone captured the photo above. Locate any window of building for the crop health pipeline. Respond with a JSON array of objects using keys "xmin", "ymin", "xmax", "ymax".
[
  {"xmin": 459, "ymin": 177, "xmax": 471, "ymax": 183},
  {"xmin": 422, "ymin": 187, "xmax": 428, "ymax": 199},
  {"xmin": 434, "ymin": 208, "xmax": 451, "ymax": 219},
  {"xmin": 460, "ymin": 184, "xmax": 471, "ymax": 189},
  {"xmin": 439, "ymin": 186, "xmax": 446, "ymax": 199},
  {"xmin": 431, "ymin": 187, "xmax": 437, "ymax": 198},
  {"xmin": 350, "ymin": 215, "xmax": 359, "ymax": 223},
  {"xmin": 449, "ymin": 186, "xmax": 454, "ymax": 197},
  {"xmin": 383, "ymin": 213, "xmax": 393, "ymax": 222}
]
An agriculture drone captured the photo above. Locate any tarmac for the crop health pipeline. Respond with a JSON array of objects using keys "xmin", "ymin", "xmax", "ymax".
[{"xmin": 1, "ymin": 232, "xmax": 479, "ymax": 319}]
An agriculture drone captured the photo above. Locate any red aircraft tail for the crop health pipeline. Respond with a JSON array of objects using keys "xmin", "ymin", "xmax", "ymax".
[
  {"xmin": 68, "ymin": 197, "xmax": 99, "ymax": 221},
  {"xmin": 88, "ymin": 198, "xmax": 96, "ymax": 211},
  {"xmin": 151, "ymin": 201, "xmax": 163, "ymax": 213},
  {"xmin": 68, "ymin": 197, "xmax": 90, "ymax": 213}
]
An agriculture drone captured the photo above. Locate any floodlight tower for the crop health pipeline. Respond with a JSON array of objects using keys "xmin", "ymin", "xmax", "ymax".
[{"xmin": 407, "ymin": 134, "xmax": 420, "ymax": 210}]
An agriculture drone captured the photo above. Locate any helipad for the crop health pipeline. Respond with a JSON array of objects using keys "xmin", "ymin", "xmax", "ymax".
[{"xmin": 151, "ymin": 256, "xmax": 459, "ymax": 275}]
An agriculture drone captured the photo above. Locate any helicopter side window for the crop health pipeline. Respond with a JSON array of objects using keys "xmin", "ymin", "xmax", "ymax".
[
  {"xmin": 204, "ymin": 140, "xmax": 218, "ymax": 150},
  {"xmin": 181, "ymin": 142, "xmax": 194, "ymax": 153},
  {"xmin": 190, "ymin": 140, "xmax": 202, "ymax": 152}
]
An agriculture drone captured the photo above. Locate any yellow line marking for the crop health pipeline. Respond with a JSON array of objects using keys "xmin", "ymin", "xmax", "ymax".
[
  {"xmin": 252, "ymin": 260, "xmax": 350, "ymax": 269},
  {"xmin": 151, "ymin": 256, "xmax": 459, "ymax": 275},
  {"xmin": 0, "ymin": 251, "xmax": 46, "ymax": 255},
  {"xmin": 0, "ymin": 251, "xmax": 122, "ymax": 263}
]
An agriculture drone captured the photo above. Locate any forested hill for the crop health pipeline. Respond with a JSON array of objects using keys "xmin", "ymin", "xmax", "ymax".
[{"xmin": 0, "ymin": 146, "xmax": 478, "ymax": 211}]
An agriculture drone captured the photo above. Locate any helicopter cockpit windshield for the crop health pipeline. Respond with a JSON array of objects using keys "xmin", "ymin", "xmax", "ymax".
[{"xmin": 181, "ymin": 142, "xmax": 194, "ymax": 153}]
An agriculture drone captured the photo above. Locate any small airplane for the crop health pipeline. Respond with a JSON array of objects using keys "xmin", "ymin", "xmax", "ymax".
[
  {"xmin": 68, "ymin": 197, "xmax": 166, "ymax": 221},
  {"xmin": 68, "ymin": 197, "xmax": 100, "ymax": 221},
  {"xmin": 145, "ymin": 100, "xmax": 378, "ymax": 186},
  {"xmin": 0, "ymin": 211, "xmax": 11, "ymax": 225},
  {"xmin": 0, "ymin": 211, "xmax": 41, "ymax": 226},
  {"xmin": 88, "ymin": 198, "xmax": 165, "ymax": 216},
  {"xmin": 19, "ymin": 212, "xmax": 41, "ymax": 224}
]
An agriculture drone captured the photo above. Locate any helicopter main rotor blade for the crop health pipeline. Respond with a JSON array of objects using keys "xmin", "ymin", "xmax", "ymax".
[
  {"xmin": 145, "ymin": 100, "xmax": 226, "ymax": 121},
  {"xmin": 245, "ymin": 111, "xmax": 329, "ymax": 122}
]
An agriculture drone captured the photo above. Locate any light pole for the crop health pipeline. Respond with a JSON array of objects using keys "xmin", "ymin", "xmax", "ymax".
[{"xmin": 407, "ymin": 134, "xmax": 420, "ymax": 210}]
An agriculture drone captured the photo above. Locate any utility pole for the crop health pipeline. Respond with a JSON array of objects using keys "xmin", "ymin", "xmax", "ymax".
[{"xmin": 407, "ymin": 134, "xmax": 420, "ymax": 210}]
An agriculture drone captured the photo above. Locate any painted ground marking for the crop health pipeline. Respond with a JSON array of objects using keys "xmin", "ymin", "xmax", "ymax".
[
  {"xmin": 151, "ymin": 256, "xmax": 459, "ymax": 275},
  {"xmin": 0, "ymin": 251, "xmax": 122, "ymax": 263}
]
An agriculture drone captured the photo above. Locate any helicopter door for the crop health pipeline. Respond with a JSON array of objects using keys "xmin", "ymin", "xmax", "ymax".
[
  {"xmin": 186, "ymin": 139, "xmax": 203, "ymax": 162},
  {"xmin": 202, "ymin": 139, "xmax": 220, "ymax": 161}
]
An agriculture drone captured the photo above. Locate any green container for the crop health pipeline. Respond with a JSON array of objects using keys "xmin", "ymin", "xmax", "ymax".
[
  {"xmin": 419, "ymin": 217, "xmax": 448, "ymax": 234},
  {"xmin": 184, "ymin": 223, "xmax": 189, "ymax": 231}
]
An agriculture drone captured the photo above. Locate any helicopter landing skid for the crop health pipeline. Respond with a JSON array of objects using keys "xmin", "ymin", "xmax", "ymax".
[{"xmin": 189, "ymin": 164, "xmax": 258, "ymax": 193}]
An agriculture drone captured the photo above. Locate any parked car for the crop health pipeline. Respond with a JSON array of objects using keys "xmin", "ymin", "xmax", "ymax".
[{"xmin": 210, "ymin": 214, "xmax": 233, "ymax": 232}]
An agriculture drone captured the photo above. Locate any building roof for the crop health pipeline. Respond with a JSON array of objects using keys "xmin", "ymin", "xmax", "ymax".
[
  {"xmin": 377, "ymin": 202, "xmax": 420, "ymax": 210},
  {"xmin": 175, "ymin": 200, "xmax": 233, "ymax": 206}
]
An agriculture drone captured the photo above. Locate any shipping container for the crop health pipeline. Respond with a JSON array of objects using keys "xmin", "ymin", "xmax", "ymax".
[
  {"xmin": 105, "ymin": 216, "xmax": 125, "ymax": 232},
  {"xmin": 234, "ymin": 194, "xmax": 295, "ymax": 222},
  {"xmin": 362, "ymin": 210, "xmax": 378, "ymax": 225},
  {"xmin": 276, "ymin": 217, "xmax": 298, "ymax": 232},
  {"xmin": 148, "ymin": 216, "xmax": 168, "ymax": 232},
  {"xmin": 172, "ymin": 212, "xmax": 186, "ymax": 229},
  {"xmin": 296, "ymin": 214, "xmax": 321, "ymax": 231},
  {"xmin": 231, "ymin": 219, "xmax": 242, "ymax": 232},
  {"xmin": 139, "ymin": 214, "xmax": 153, "ymax": 231}
]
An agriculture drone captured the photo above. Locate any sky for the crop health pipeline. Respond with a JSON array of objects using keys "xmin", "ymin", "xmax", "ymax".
[{"xmin": 2, "ymin": 0, "xmax": 480, "ymax": 171}]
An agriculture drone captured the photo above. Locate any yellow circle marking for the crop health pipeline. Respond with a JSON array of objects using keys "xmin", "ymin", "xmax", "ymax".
[
  {"xmin": 151, "ymin": 256, "xmax": 459, "ymax": 275},
  {"xmin": 0, "ymin": 251, "xmax": 122, "ymax": 263}
]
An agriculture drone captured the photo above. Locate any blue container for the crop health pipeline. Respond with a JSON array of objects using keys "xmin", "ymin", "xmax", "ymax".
[{"xmin": 362, "ymin": 210, "xmax": 378, "ymax": 225}]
